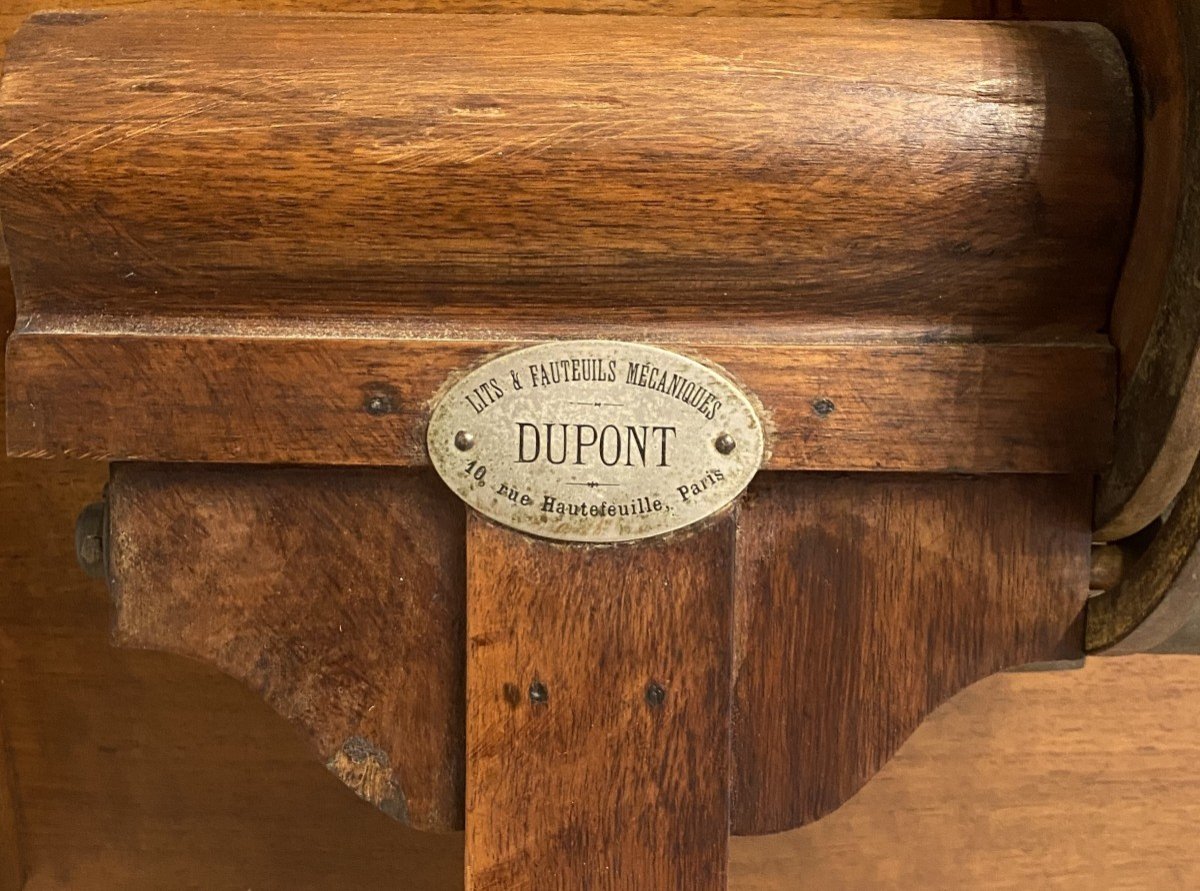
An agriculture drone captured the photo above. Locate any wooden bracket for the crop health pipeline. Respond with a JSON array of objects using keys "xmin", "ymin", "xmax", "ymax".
[{"xmin": 99, "ymin": 463, "xmax": 1093, "ymax": 888}]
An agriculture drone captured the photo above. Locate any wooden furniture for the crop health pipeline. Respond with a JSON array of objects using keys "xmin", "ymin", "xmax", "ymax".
[{"xmin": 2, "ymin": 2, "xmax": 1199, "ymax": 889}]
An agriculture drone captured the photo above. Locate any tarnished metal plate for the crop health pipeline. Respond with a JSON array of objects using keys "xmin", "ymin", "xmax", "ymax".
[{"xmin": 427, "ymin": 341, "xmax": 764, "ymax": 543}]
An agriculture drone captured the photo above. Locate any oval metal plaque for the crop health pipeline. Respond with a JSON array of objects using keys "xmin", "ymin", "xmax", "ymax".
[{"xmin": 427, "ymin": 341, "xmax": 764, "ymax": 543}]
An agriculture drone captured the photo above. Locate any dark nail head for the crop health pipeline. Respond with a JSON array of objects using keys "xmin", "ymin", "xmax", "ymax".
[{"xmin": 645, "ymin": 681, "xmax": 667, "ymax": 708}]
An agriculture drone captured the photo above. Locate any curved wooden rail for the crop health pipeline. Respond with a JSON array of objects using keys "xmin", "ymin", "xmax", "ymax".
[
  {"xmin": 990, "ymin": 2, "xmax": 1200, "ymax": 546},
  {"xmin": 1034, "ymin": 1, "xmax": 1200, "ymax": 651},
  {"xmin": 1012, "ymin": 1, "xmax": 1200, "ymax": 542},
  {"xmin": 1091, "ymin": 1, "xmax": 1200, "ymax": 543},
  {"xmin": 1088, "ymin": 462, "xmax": 1200, "ymax": 653}
]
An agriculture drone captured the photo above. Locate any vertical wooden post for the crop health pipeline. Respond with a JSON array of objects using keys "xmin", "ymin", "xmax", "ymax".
[
  {"xmin": 0, "ymin": 703, "xmax": 24, "ymax": 891},
  {"xmin": 465, "ymin": 513, "xmax": 735, "ymax": 890}
]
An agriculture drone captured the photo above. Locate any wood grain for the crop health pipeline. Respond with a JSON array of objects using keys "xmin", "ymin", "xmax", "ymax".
[
  {"xmin": 5, "ymin": 334, "xmax": 1116, "ymax": 474},
  {"xmin": 4, "ymin": 428, "xmax": 1200, "ymax": 887},
  {"xmin": 0, "ymin": 0, "xmax": 997, "ymax": 49},
  {"xmin": 0, "ymin": 701, "xmax": 23, "ymax": 891},
  {"xmin": 1087, "ymin": 454, "xmax": 1200, "ymax": 653},
  {"xmin": 465, "ymin": 513, "xmax": 734, "ymax": 890},
  {"xmin": 998, "ymin": 0, "xmax": 1185, "ymax": 385},
  {"xmin": 0, "ymin": 14, "xmax": 1135, "ymax": 340},
  {"xmin": 0, "ymin": 3, "xmax": 1195, "ymax": 887},
  {"xmin": 982, "ymin": 2, "xmax": 1200, "ymax": 540},
  {"xmin": 734, "ymin": 655, "xmax": 1200, "ymax": 891},
  {"xmin": 731, "ymin": 473, "xmax": 1091, "ymax": 835},
  {"xmin": 1091, "ymin": 1, "xmax": 1200, "ymax": 541},
  {"xmin": 107, "ymin": 463, "xmax": 467, "ymax": 832}
]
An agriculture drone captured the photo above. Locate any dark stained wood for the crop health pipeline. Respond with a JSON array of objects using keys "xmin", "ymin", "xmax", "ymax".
[
  {"xmin": 0, "ymin": 2, "xmax": 1196, "ymax": 886},
  {"xmin": 107, "ymin": 463, "xmax": 467, "ymax": 832},
  {"xmin": 1000, "ymin": 0, "xmax": 1185, "ymax": 385},
  {"xmin": 5, "ymin": 423, "xmax": 1200, "ymax": 886},
  {"xmin": 988, "ymin": 2, "xmax": 1200, "ymax": 539},
  {"xmin": 0, "ymin": 14, "xmax": 1135, "ymax": 340},
  {"xmin": 1088, "ymin": 455, "xmax": 1200, "ymax": 654},
  {"xmin": 0, "ymin": 703, "xmax": 23, "ymax": 891},
  {"xmin": 6, "ymin": 334, "xmax": 1116, "ymax": 474},
  {"xmin": 731, "ymin": 473, "xmax": 1092, "ymax": 835},
  {"xmin": 465, "ymin": 513, "xmax": 734, "ymax": 890}
]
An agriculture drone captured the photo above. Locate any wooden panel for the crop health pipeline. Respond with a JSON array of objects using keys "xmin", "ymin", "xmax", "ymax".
[
  {"xmin": 734, "ymin": 656, "xmax": 1200, "ymax": 890},
  {"xmin": 731, "ymin": 473, "xmax": 1091, "ymax": 834},
  {"xmin": 0, "ymin": 702, "xmax": 23, "ymax": 891},
  {"xmin": 465, "ymin": 514, "xmax": 734, "ymax": 889},
  {"xmin": 0, "ymin": 1, "xmax": 997, "ymax": 48},
  {"xmin": 0, "ymin": 619, "xmax": 463, "ymax": 890},
  {"xmin": 6, "ymin": 335, "xmax": 1116, "ymax": 474},
  {"xmin": 0, "ymin": 14, "xmax": 1135, "ymax": 338},
  {"xmin": 5, "ymin": 425, "xmax": 1200, "ymax": 887},
  {"xmin": 107, "ymin": 463, "xmax": 467, "ymax": 832}
]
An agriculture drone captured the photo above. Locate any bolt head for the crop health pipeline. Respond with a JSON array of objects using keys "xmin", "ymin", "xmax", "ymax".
[
  {"xmin": 454, "ymin": 430, "xmax": 476, "ymax": 452},
  {"xmin": 714, "ymin": 433, "xmax": 736, "ymax": 455},
  {"xmin": 812, "ymin": 397, "xmax": 836, "ymax": 418}
]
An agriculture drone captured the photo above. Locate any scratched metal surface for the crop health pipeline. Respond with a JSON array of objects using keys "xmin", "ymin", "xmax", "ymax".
[{"xmin": 427, "ymin": 340, "xmax": 765, "ymax": 543}]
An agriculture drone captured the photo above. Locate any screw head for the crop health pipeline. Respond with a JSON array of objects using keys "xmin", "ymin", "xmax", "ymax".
[
  {"xmin": 364, "ymin": 393, "xmax": 392, "ymax": 416},
  {"xmin": 714, "ymin": 433, "xmax": 736, "ymax": 455},
  {"xmin": 645, "ymin": 681, "xmax": 667, "ymax": 708},
  {"xmin": 528, "ymin": 680, "xmax": 549, "ymax": 705},
  {"xmin": 812, "ymin": 397, "xmax": 836, "ymax": 418},
  {"xmin": 454, "ymin": 430, "xmax": 476, "ymax": 452}
]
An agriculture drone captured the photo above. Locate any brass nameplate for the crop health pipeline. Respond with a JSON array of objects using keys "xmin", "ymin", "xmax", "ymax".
[{"xmin": 427, "ymin": 341, "xmax": 764, "ymax": 543}]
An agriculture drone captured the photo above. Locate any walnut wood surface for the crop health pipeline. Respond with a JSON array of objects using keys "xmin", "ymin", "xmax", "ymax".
[
  {"xmin": 6, "ymin": 334, "xmax": 1116, "ymax": 474},
  {"xmin": 0, "ymin": 3, "xmax": 1195, "ymax": 889},
  {"xmin": 465, "ymin": 514, "xmax": 734, "ymax": 889},
  {"xmin": 107, "ymin": 463, "xmax": 467, "ymax": 832},
  {"xmin": 987, "ymin": 1, "xmax": 1200, "ymax": 542},
  {"xmin": 1049, "ymin": 0, "xmax": 1200, "ymax": 541},
  {"xmin": 1087, "ymin": 455, "xmax": 1200, "ymax": 653},
  {"xmin": 3, "ymin": 384, "xmax": 1200, "ymax": 886},
  {"xmin": 990, "ymin": 0, "xmax": 1187, "ymax": 389},
  {"xmin": 731, "ymin": 473, "xmax": 1091, "ymax": 834},
  {"xmin": 0, "ymin": 704, "xmax": 23, "ymax": 891},
  {"xmin": 0, "ymin": 0, "xmax": 995, "ymax": 46},
  {"xmin": 0, "ymin": 0, "xmax": 1013, "ymax": 267},
  {"xmin": 0, "ymin": 13, "xmax": 1134, "ymax": 341}
]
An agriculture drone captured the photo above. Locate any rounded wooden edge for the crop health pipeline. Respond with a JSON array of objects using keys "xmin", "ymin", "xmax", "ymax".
[
  {"xmin": 1084, "ymin": 1, "xmax": 1200, "ymax": 649},
  {"xmin": 1095, "ymin": 1, "xmax": 1200, "ymax": 540},
  {"xmin": 1087, "ymin": 456, "xmax": 1200, "ymax": 653}
]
